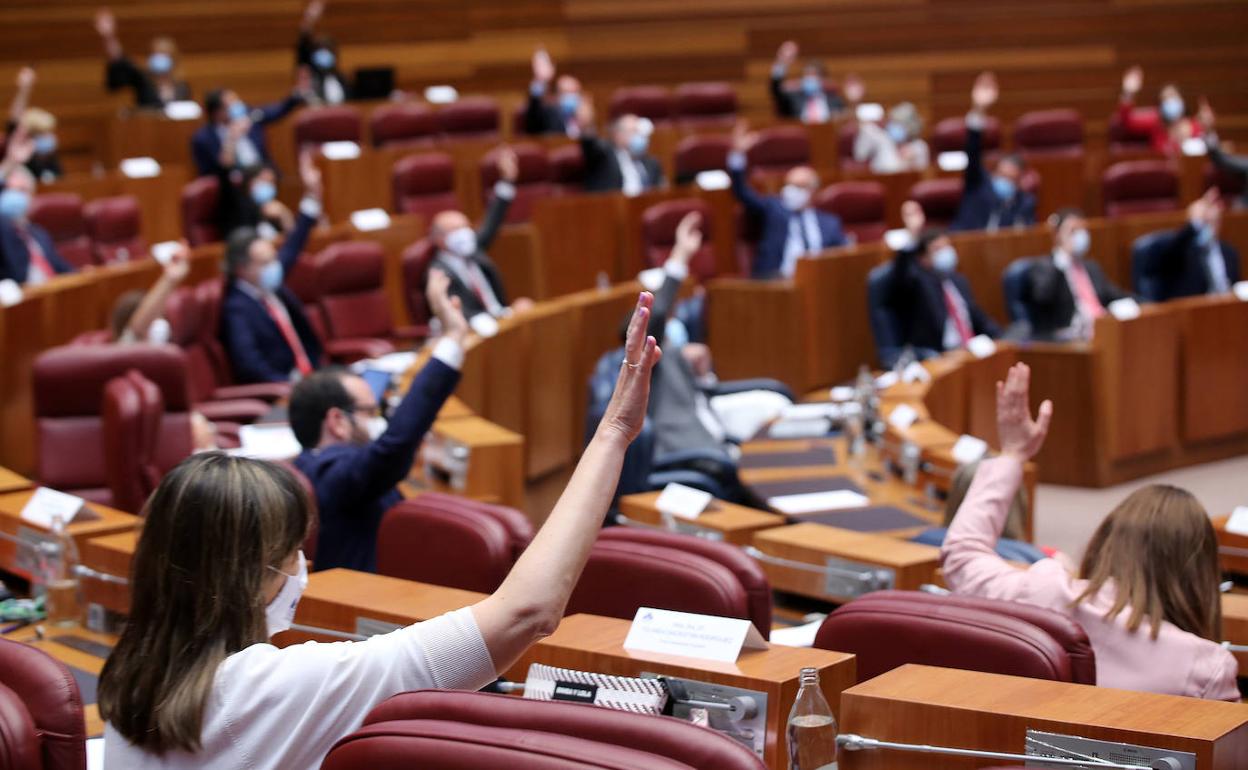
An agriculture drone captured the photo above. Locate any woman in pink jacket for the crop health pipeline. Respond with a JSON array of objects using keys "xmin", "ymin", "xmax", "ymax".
[{"xmin": 942, "ymin": 363, "xmax": 1238, "ymax": 701}]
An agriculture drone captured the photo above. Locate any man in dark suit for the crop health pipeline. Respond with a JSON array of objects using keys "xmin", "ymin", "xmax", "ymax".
[
  {"xmin": 219, "ymin": 161, "xmax": 322, "ymax": 384},
  {"xmin": 296, "ymin": 0, "xmax": 350, "ymax": 106},
  {"xmin": 523, "ymin": 47, "xmax": 586, "ymax": 138},
  {"xmin": 1023, "ymin": 208, "xmax": 1130, "ymax": 341},
  {"xmin": 1140, "ymin": 188, "xmax": 1240, "ymax": 301},
  {"xmin": 769, "ymin": 40, "xmax": 844, "ymax": 124},
  {"xmin": 428, "ymin": 147, "xmax": 534, "ymax": 321},
  {"xmin": 0, "ymin": 161, "xmax": 72, "ymax": 285},
  {"xmin": 191, "ymin": 87, "xmax": 301, "ymax": 178},
  {"xmin": 576, "ymin": 100, "xmax": 663, "ymax": 195},
  {"xmin": 728, "ymin": 122, "xmax": 847, "ymax": 279},
  {"xmin": 291, "ymin": 269, "xmax": 468, "ymax": 573},
  {"xmin": 885, "ymin": 203, "xmax": 1000, "ymax": 353},
  {"xmin": 951, "ymin": 72, "xmax": 1036, "ymax": 233}
]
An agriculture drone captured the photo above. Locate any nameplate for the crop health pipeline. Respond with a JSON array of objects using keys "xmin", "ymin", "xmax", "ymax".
[
  {"xmin": 551, "ymin": 680, "xmax": 598, "ymax": 704},
  {"xmin": 320, "ymin": 141, "xmax": 361, "ymax": 161},
  {"xmin": 883, "ymin": 228, "xmax": 913, "ymax": 252},
  {"xmin": 888, "ymin": 403, "xmax": 919, "ymax": 430},
  {"xmin": 1180, "ymin": 137, "xmax": 1208, "ymax": 157},
  {"xmin": 1233, "ymin": 281, "xmax": 1248, "ymax": 303},
  {"xmin": 655, "ymin": 482, "xmax": 712, "ymax": 521},
  {"xmin": 424, "ymin": 85, "xmax": 459, "ymax": 104},
  {"xmin": 150, "ymin": 241, "xmax": 181, "ymax": 265},
  {"xmin": 0, "ymin": 278, "xmax": 23, "ymax": 308},
  {"xmin": 162, "ymin": 100, "xmax": 202, "ymax": 121},
  {"xmin": 120, "ymin": 156, "xmax": 161, "ymax": 179},
  {"xmin": 349, "ymin": 208, "xmax": 391, "ymax": 232},
  {"xmin": 19, "ymin": 487, "xmax": 86, "ymax": 529},
  {"xmin": 966, "ymin": 334, "xmax": 997, "ymax": 359},
  {"xmin": 951, "ymin": 434, "xmax": 989, "ymax": 465},
  {"xmin": 1107, "ymin": 297, "xmax": 1141, "ymax": 321},
  {"xmin": 855, "ymin": 102, "xmax": 884, "ymax": 122},
  {"xmin": 469, "ymin": 312, "xmax": 500, "ymax": 338},
  {"xmin": 623, "ymin": 607, "xmax": 767, "ymax": 663},
  {"xmin": 694, "ymin": 170, "xmax": 730, "ymax": 191},
  {"xmin": 937, "ymin": 151, "xmax": 968, "ymax": 172},
  {"xmin": 1227, "ymin": 506, "xmax": 1248, "ymax": 537},
  {"xmin": 233, "ymin": 424, "xmax": 301, "ymax": 461}
]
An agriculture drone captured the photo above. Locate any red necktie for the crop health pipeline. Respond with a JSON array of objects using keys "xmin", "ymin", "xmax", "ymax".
[
  {"xmin": 803, "ymin": 97, "xmax": 823, "ymax": 124},
  {"xmin": 22, "ymin": 228, "xmax": 56, "ymax": 282},
  {"xmin": 942, "ymin": 283, "xmax": 973, "ymax": 345},
  {"xmin": 263, "ymin": 295, "xmax": 313, "ymax": 376},
  {"xmin": 1068, "ymin": 263, "xmax": 1105, "ymax": 320}
]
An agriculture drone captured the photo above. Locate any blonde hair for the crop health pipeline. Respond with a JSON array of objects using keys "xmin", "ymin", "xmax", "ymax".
[
  {"xmin": 944, "ymin": 461, "xmax": 1028, "ymax": 541},
  {"xmin": 19, "ymin": 108, "xmax": 55, "ymax": 135}
]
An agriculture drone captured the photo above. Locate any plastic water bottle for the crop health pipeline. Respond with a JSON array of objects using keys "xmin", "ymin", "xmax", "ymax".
[
  {"xmin": 43, "ymin": 513, "xmax": 82, "ymax": 628},
  {"xmin": 787, "ymin": 667, "xmax": 838, "ymax": 770}
]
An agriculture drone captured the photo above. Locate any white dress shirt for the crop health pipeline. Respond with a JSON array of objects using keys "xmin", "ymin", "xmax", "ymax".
[
  {"xmin": 323, "ymin": 75, "xmax": 345, "ymax": 105},
  {"xmin": 615, "ymin": 148, "xmax": 646, "ymax": 197},
  {"xmin": 780, "ymin": 209, "xmax": 822, "ymax": 278},
  {"xmin": 1205, "ymin": 241, "xmax": 1231, "ymax": 294},
  {"xmin": 217, "ymin": 125, "xmax": 260, "ymax": 169},
  {"xmin": 440, "ymin": 252, "xmax": 505, "ymax": 317}
]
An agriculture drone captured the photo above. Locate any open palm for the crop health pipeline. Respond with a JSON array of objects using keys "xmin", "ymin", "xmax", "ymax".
[
  {"xmin": 599, "ymin": 292, "xmax": 661, "ymax": 443},
  {"xmin": 996, "ymin": 363, "xmax": 1052, "ymax": 461}
]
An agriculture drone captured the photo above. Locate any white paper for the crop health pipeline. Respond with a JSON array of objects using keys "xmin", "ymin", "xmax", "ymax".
[
  {"xmin": 937, "ymin": 151, "xmax": 969, "ymax": 172},
  {"xmin": 162, "ymin": 100, "xmax": 202, "ymax": 121},
  {"xmin": 469, "ymin": 313, "xmax": 500, "ymax": 338},
  {"xmin": 120, "ymin": 156, "xmax": 161, "ymax": 179},
  {"xmin": 781, "ymin": 402, "xmax": 842, "ymax": 421},
  {"xmin": 0, "ymin": 278, "xmax": 23, "ymax": 307},
  {"xmin": 151, "ymin": 240, "xmax": 181, "ymax": 265},
  {"xmin": 888, "ymin": 403, "xmax": 919, "ymax": 429},
  {"xmin": 233, "ymin": 424, "xmax": 301, "ymax": 460},
  {"xmin": 1181, "ymin": 137, "xmax": 1208, "ymax": 157},
  {"xmin": 874, "ymin": 371, "xmax": 900, "ymax": 389},
  {"xmin": 19, "ymin": 487, "xmax": 86, "ymax": 528},
  {"xmin": 349, "ymin": 208, "xmax": 391, "ymax": 232},
  {"xmin": 424, "ymin": 85, "xmax": 459, "ymax": 104},
  {"xmin": 623, "ymin": 607, "xmax": 767, "ymax": 663},
  {"xmin": 768, "ymin": 490, "xmax": 870, "ymax": 515},
  {"xmin": 855, "ymin": 103, "xmax": 884, "ymax": 123},
  {"xmin": 952, "ymin": 434, "xmax": 989, "ymax": 465},
  {"xmin": 352, "ymin": 351, "xmax": 418, "ymax": 375},
  {"xmin": 86, "ymin": 737, "xmax": 105, "ymax": 770},
  {"xmin": 1232, "ymin": 281, "xmax": 1248, "ymax": 302},
  {"xmin": 901, "ymin": 361, "xmax": 931, "ymax": 383},
  {"xmin": 768, "ymin": 417, "xmax": 832, "ymax": 439},
  {"xmin": 655, "ymin": 482, "xmax": 713, "ymax": 521},
  {"xmin": 637, "ymin": 267, "xmax": 666, "ymax": 292},
  {"xmin": 694, "ymin": 170, "xmax": 730, "ymax": 191},
  {"xmin": 828, "ymin": 385, "xmax": 856, "ymax": 402},
  {"xmin": 769, "ymin": 618, "xmax": 824, "ymax": 647},
  {"xmin": 1226, "ymin": 506, "xmax": 1248, "ymax": 537},
  {"xmin": 1107, "ymin": 297, "xmax": 1141, "ymax": 321},
  {"xmin": 883, "ymin": 228, "xmax": 913, "ymax": 252},
  {"xmin": 711, "ymin": 389, "xmax": 791, "ymax": 442},
  {"xmin": 966, "ymin": 334, "xmax": 997, "ymax": 359},
  {"xmin": 321, "ymin": 141, "xmax": 362, "ymax": 161}
]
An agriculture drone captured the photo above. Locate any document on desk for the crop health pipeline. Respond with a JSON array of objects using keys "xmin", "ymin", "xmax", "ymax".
[
  {"xmin": 624, "ymin": 607, "xmax": 767, "ymax": 663},
  {"xmin": 231, "ymin": 424, "xmax": 301, "ymax": 461},
  {"xmin": 768, "ymin": 490, "xmax": 870, "ymax": 515}
]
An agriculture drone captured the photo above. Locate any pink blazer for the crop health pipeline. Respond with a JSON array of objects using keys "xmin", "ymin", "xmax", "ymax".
[{"xmin": 941, "ymin": 457, "xmax": 1238, "ymax": 701}]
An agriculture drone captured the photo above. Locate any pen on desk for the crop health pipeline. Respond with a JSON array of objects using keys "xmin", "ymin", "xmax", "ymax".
[{"xmin": 0, "ymin": 620, "xmax": 31, "ymax": 634}]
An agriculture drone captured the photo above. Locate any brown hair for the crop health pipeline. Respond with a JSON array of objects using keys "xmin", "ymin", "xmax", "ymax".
[
  {"xmin": 98, "ymin": 453, "xmax": 311, "ymax": 754},
  {"xmin": 1075, "ymin": 484, "xmax": 1221, "ymax": 641},
  {"xmin": 944, "ymin": 461, "xmax": 1028, "ymax": 541},
  {"xmin": 109, "ymin": 289, "xmax": 144, "ymax": 340}
]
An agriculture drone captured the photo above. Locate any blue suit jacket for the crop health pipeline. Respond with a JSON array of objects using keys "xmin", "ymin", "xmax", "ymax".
[
  {"xmin": 1139, "ymin": 223, "xmax": 1241, "ymax": 301},
  {"xmin": 191, "ymin": 96, "xmax": 301, "ymax": 177},
  {"xmin": 0, "ymin": 219, "xmax": 73, "ymax": 283},
  {"xmin": 729, "ymin": 165, "xmax": 846, "ymax": 279},
  {"xmin": 295, "ymin": 357, "xmax": 461, "ymax": 573},
  {"xmin": 951, "ymin": 124, "xmax": 1036, "ymax": 232},
  {"xmin": 219, "ymin": 212, "xmax": 321, "ymax": 383}
]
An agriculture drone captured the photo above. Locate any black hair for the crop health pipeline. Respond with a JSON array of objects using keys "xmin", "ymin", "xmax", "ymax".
[
  {"xmin": 224, "ymin": 226, "xmax": 260, "ymax": 275},
  {"xmin": 204, "ymin": 88, "xmax": 226, "ymax": 120},
  {"xmin": 1049, "ymin": 207, "xmax": 1084, "ymax": 230},
  {"xmin": 996, "ymin": 152, "xmax": 1026, "ymax": 171},
  {"xmin": 289, "ymin": 368, "xmax": 354, "ymax": 449},
  {"xmin": 917, "ymin": 227, "xmax": 947, "ymax": 255}
]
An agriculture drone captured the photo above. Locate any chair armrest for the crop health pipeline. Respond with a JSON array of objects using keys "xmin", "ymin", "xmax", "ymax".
[
  {"xmin": 212, "ymin": 382, "xmax": 292, "ymax": 402},
  {"xmin": 325, "ymin": 337, "xmax": 396, "ymax": 364},
  {"xmin": 391, "ymin": 325, "xmax": 429, "ymax": 342},
  {"xmin": 195, "ymin": 398, "xmax": 272, "ymax": 424}
]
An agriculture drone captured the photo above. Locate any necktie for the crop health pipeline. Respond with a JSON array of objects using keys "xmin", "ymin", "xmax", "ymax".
[
  {"xmin": 942, "ymin": 283, "xmax": 973, "ymax": 345},
  {"xmin": 793, "ymin": 212, "xmax": 813, "ymax": 253},
  {"xmin": 264, "ymin": 295, "xmax": 313, "ymax": 376},
  {"xmin": 1068, "ymin": 263, "xmax": 1105, "ymax": 320},
  {"xmin": 803, "ymin": 96, "xmax": 824, "ymax": 124},
  {"xmin": 22, "ymin": 228, "xmax": 56, "ymax": 283}
]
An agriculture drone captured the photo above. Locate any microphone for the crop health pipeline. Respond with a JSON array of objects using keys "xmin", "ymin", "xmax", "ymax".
[{"xmin": 837, "ymin": 733, "xmax": 1183, "ymax": 770}]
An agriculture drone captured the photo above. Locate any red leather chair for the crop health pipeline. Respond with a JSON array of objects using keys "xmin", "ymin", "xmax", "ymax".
[
  {"xmin": 836, "ymin": 123, "xmax": 868, "ymax": 173},
  {"xmin": 436, "ymin": 97, "xmax": 501, "ymax": 142},
  {"xmin": 1108, "ymin": 109, "xmax": 1156, "ymax": 156},
  {"xmin": 1205, "ymin": 160, "xmax": 1247, "ymax": 203},
  {"xmin": 608, "ymin": 86, "xmax": 673, "ymax": 125},
  {"xmin": 0, "ymin": 637, "xmax": 87, "ymax": 770},
  {"xmin": 930, "ymin": 115, "xmax": 1001, "ymax": 155},
  {"xmin": 391, "ymin": 153, "xmax": 460, "ymax": 219},
  {"xmin": 83, "ymin": 196, "xmax": 145, "ymax": 264},
  {"xmin": 323, "ymin": 690, "xmax": 768, "ymax": 770},
  {"xmin": 376, "ymin": 493, "xmax": 533, "ymax": 593},
  {"xmin": 567, "ymin": 528, "xmax": 772, "ymax": 634},
  {"xmin": 479, "ymin": 144, "xmax": 554, "ymax": 223},
  {"xmin": 102, "ymin": 370, "xmax": 163, "ymax": 513},
  {"xmin": 907, "ymin": 177, "xmax": 964, "ymax": 228},
  {"xmin": 369, "ymin": 103, "xmax": 439, "ymax": 149},
  {"xmin": 193, "ymin": 278, "xmax": 293, "ymax": 404},
  {"xmin": 548, "ymin": 144, "xmax": 585, "ymax": 194},
  {"xmin": 400, "ymin": 238, "xmax": 436, "ymax": 329},
  {"xmin": 181, "ymin": 176, "xmax": 221, "ymax": 246},
  {"xmin": 293, "ymin": 105, "xmax": 363, "ymax": 149},
  {"xmin": 673, "ymin": 134, "xmax": 731, "ymax": 185},
  {"xmin": 745, "ymin": 126, "xmax": 811, "ymax": 185},
  {"xmin": 673, "ymin": 82, "xmax": 738, "ymax": 129},
  {"xmin": 1014, "ymin": 108, "xmax": 1084, "ymax": 158},
  {"xmin": 815, "ymin": 181, "xmax": 887, "ymax": 243},
  {"xmin": 813, "ymin": 590, "xmax": 1096, "ymax": 685},
  {"xmin": 316, "ymin": 240, "xmax": 423, "ymax": 349},
  {"xmin": 640, "ymin": 198, "xmax": 717, "ymax": 281},
  {"xmin": 1102, "ymin": 159, "xmax": 1180, "ymax": 217},
  {"xmin": 34, "ymin": 344, "xmax": 196, "ymax": 508},
  {"xmin": 28, "ymin": 193, "xmax": 93, "ymax": 269}
]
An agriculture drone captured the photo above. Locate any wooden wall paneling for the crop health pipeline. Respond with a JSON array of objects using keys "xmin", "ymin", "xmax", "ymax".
[
  {"xmin": 532, "ymin": 193, "xmax": 624, "ymax": 296},
  {"xmin": 0, "ymin": 296, "xmax": 48, "ymax": 477},
  {"xmin": 706, "ymin": 277, "xmax": 809, "ymax": 391},
  {"xmin": 521, "ymin": 300, "xmax": 578, "ymax": 479},
  {"xmin": 795, "ymin": 244, "xmax": 886, "ymax": 389},
  {"xmin": 1176, "ymin": 296, "xmax": 1248, "ymax": 445},
  {"xmin": 1018, "ymin": 343, "xmax": 1103, "ymax": 486},
  {"xmin": 1093, "ymin": 308, "xmax": 1180, "ymax": 463}
]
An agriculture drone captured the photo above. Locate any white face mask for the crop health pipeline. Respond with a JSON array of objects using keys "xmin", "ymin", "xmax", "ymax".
[
  {"xmin": 931, "ymin": 245, "xmax": 958, "ymax": 273},
  {"xmin": 146, "ymin": 317, "xmax": 172, "ymax": 345},
  {"xmin": 781, "ymin": 184, "xmax": 811, "ymax": 212},
  {"xmin": 444, "ymin": 227, "xmax": 477, "ymax": 258},
  {"xmin": 366, "ymin": 416, "xmax": 388, "ymax": 441},
  {"xmin": 1068, "ymin": 228, "xmax": 1090, "ymax": 258},
  {"xmin": 264, "ymin": 550, "xmax": 308, "ymax": 638}
]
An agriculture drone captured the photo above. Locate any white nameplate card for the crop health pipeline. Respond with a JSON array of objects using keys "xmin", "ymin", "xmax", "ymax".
[
  {"xmin": 655, "ymin": 482, "xmax": 712, "ymax": 521},
  {"xmin": 0, "ymin": 278, "xmax": 23, "ymax": 308},
  {"xmin": 623, "ymin": 607, "xmax": 767, "ymax": 663},
  {"xmin": 20, "ymin": 487, "xmax": 87, "ymax": 529},
  {"xmin": 1107, "ymin": 297, "xmax": 1141, "ymax": 321},
  {"xmin": 349, "ymin": 208, "xmax": 391, "ymax": 232},
  {"xmin": 952, "ymin": 434, "xmax": 989, "ymax": 465},
  {"xmin": 694, "ymin": 170, "xmax": 731, "ymax": 191},
  {"xmin": 469, "ymin": 312, "xmax": 500, "ymax": 338},
  {"xmin": 937, "ymin": 151, "xmax": 969, "ymax": 172},
  {"xmin": 120, "ymin": 156, "xmax": 161, "ymax": 179},
  {"xmin": 888, "ymin": 403, "xmax": 919, "ymax": 430},
  {"xmin": 1226, "ymin": 506, "xmax": 1248, "ymax": 537},
  {"xmin": 321, "ymin": 141, "xmax": 361, "ymax": 161},
  {"xmin": 855, "ymin": 102, "xmax": 884, "ymax": 123},
  {"xmin": 1181, "ymin": 137, "xmax": 1208, "ymax": 157},
  {"xmin": 883, "ymin": 228, "xmax": 913, "ymax": 252},
  {"xmin": 901, "ymin": 361, "xmax": 931, "ymax": 383},
  {"xmin": 424, "ymin": 85, "xmax": 459, "ymax": 104},
  {"xmin": 151, "ymin": 240, "xmax": 181, "ymax": 265},
  {"xmin": 966, "ymin": 334, "xmax": 997, "ymax": 359},
  {"xmin": 1233, "ymin": 281, "xmax": 1248, "ymax": 303},
  {"xmin": 163, "ymin": 100, "xmax": 202, "ymax": 121},
  {"xmin": 637, "ymin": 267, "xmax": 666, "ymax": 293},
  {"xmin": 768, "ymin": 489, "xmax": 870, "ymax": 515},
  {"xmin": 829, "ymin": 385, "xmax": 856, "ymax": 402}
]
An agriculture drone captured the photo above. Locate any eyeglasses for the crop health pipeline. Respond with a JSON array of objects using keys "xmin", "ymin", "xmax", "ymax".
[{"xmin": 349, "ymin": 402, "xmax": 381, "ymax": 419}]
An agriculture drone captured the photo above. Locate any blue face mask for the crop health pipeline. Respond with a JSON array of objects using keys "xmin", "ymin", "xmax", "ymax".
[
  {"xmin": 558, "ymin": 92, "xmax": 580, "ymax": 117},
  {"xmin": 0, "ymin": 189, "xmax": 30, "ymax": 221},
  {"xmin": 931, "ymin": 245, "xmax": 958, "ymax": 274},
  {"xmin": 801, "ymin": 75, "xmax": 822, "ymax": 96},
  {"xmin": 228, "ymin": 101, "xmax": 249, "ymax": 122},
  {"xmin": 34, "ymin": 134, "xmax": 57, "ymax": 155},
  {"xmin": 258, "ymin": 260, "xmax": 284, "ymax": 292},
  {"xmin": 251, "ymin": 180, "xmax": 277, "ymax": 205},
  {"xmin": 628, "ymin": 133, "xmax": 649, "ymax": 156},
  {"xmin": 1160, "ymin": 96, "xmax": 1185, "ymax": 123},
  {"xmin": 885, "ymin": 121, "xmax": 908, "ymax": 144},
  {"xmin": 991, "ymin": 175, "xmax": 1016, "ymax": 201},
  {"xmin": 1195, "ymin": 222, "xmax": 1215, "ymax": 248},
  {"xmin": 311, "ymin": 48, "xmax": 336, "ymax": 71},
  {"xmin": 148, "ymin": 52, "xmax": 173, "ymax": 75}
]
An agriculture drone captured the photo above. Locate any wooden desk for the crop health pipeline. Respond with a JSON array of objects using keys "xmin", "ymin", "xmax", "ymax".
[
  {"xmin": 80, "ymin": 530, "xmax": 140, "ymax": 617},
  {"xmin": 423, "ymin": 415, "xmax": 525, "ymax": 509},
  {"xmin": 0, "ymin": 467, "xmax": 32, "ymax": 495},
  {"xmin": 839, "ymin": 664, "xmax": 1248, "ymax": 769},
  {"xmin": 288, "ymin": 568, "xmax": 486, "ymax": 639},
  {"xmin": 1213, "ymin": 514, "xmax": 1248, "ymax": 576},
  {"xmin": 3, "ymin": 624, "xmax": 113, "ymax": 739},
  {"xmin": 505, "ymin": 613, "xmax": 856, "ymax": 770},
  {"xmin": 0, "ymin": 491, "xmax": 140, "ymax": 583},
  {"xmin": 617, "ymin": 491, "xmax": 787, "ymax": 545},
  {"xmin": 1223, "ymin": 592, "xmax": 1248, "ymax": 678}
]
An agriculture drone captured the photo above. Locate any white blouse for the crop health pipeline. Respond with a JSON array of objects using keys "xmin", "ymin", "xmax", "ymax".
[{"xmin": 104, "ymin": 607, "xmax": 496, "ymax": 770}]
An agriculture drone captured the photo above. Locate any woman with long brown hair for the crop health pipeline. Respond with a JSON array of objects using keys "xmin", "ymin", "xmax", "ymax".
[
  {"xmin": 942, "ymin": 363, "xmax": 1237, "ymax": 700},
  {"xmin": 98, "ymin": 292, "xmax": 664, "ymax": 768}
]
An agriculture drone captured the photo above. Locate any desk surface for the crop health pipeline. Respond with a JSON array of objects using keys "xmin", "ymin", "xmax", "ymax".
[{"xmin": 0, "ymin": 467, "xmax": 32, "ymax": 495}]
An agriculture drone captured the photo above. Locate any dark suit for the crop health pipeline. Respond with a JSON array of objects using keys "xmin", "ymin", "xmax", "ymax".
[
  {"xmin": 296, "ymin": 356, "xmax": 460, "ymax": 573},
  {"xmin": 296, "ymin": 32, "xmax": 352, "ymax": 105},
  {"xmin": 1208, "ymin": 136, "xmax": 1248, "ymax": 209},
  {"xmin": 429, "ymin": 191, "xmax": 512, "ymax": 319},
  {"xmin": 1023, "ymin": 255, "xmax": 1129, "ymax": 340},
  {"xmin": 219, "ymin": 212, "xmax": 321, "ymax": 384},
  {"xmin": 191, "ymin": 96, "xmax": 302, "ymax": 177},
  {"xmin": 105, "ymin": 56, "xmax": 192, "ymax": 109},
  {"xmin": 951, "ymin": 122, "xmax": 1036, "ymax": 232},
  {"xmin": 580, "ymin": 136, "xmax": 663, "ymax": 194},
  {"xmin": 769, "ymin": 71, "xmax": 844, "ymax": 122},
  {"xmin": 729, "ymin": 162, "xmax": 846, "ymax": 279},
  {"xmin": 1140, "ymin": 223, "xmax": 1241, "ymax": 301},
  {"xmin": 523, "ymin": 86, "xmax": 570, "ymax": 136},
  {"xmin": 885, "ymin": 245, "xmax": 1001, "ymax": 352},
  {"xmin": 0, "ymin": 219, "xmax": 72, "ymax": 284}
]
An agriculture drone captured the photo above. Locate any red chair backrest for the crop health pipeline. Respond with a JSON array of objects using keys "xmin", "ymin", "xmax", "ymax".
[
  {"xmin": 1014, "ymin": 108, "xmax": 1084, "ymax": 157},
  {"xmin": 436, "ymin": 97, "xmax": 501, "ymax": 141},
  {"xmin": 815, "ymin": 181, "xmax": 887, "ymax": 243},
  {"xmin": 316, "ymin": 240, "xmax": 394, "ymax": 340},
  {"xmin": 370, "ymin": 103, "xmax": 440, "ymax": 149},
  {"xmin": 29, "ymin": 193, "xmax": 93, "ymax": 269},
  {"xmin": 836, "ymin": 123, "xmax": 869, "ymax": 172},
  {"xmin": 479, "ymin": 144, "xmax": 554, "ymax": 223},
  {"xmin": 181, "ymin": 176, "xmax": 221, "ymax": 246},
  {"xmin": 400, "ymin": 238, "xmax": 436, "ymax": 327},
  {"xmin": 293, "ymin": 105, "xmax": 363, "ymax": 148},
  {"xmin": 1108, "ymin": 108, "xmax": 1157, "ymax": 156},
  {"xmin": 608, "ymin": 86, "xmax": 673, "ymax": 124},
  {"xmin": 1205, "ymin": 160, "xmax": 1247, "ymax": 200},
  {"xmin": 673, "ymin": 82, "xmax": 738, "ymax": 128},
  {"xmin": 745, "ymin": 126, "xmax": 811, "ymax": 176},
  {"xmin": 1102, "ymin": 159, "xmax": 1180, "ymax": 218},
  {"xmin": 548, "ymin": 144, "xmax": 585, "ymax": 193},
  {"xmin": 931, "ymin": 115, "xmax": 1001, "ymax": 155},
  {"xmin": 640, "ymin": 198, "xmax": 717, "ymax": 281},
  {"xmin": 908, "ymin": 177, "xmax": 964, "ymax": 228},
  {"xmin": 673, "ymin": 134, "xmax": 731, "ymax": 183},
  {"xmin": 391, "ymin": 153, "xmax": 460, "ymax": 218},
  {"xmin": 84, "ymin": 196, "xmax": 145, "ymax": 264},
  {"xmin": 0, "ymin": 681, "xmax": 41, "ymax": 770},
  {"xmin": 0, "ymin": 637, "xmax": 87, "ymax": 770},
  {"xmin": 102, "ymin": 372, "xmax": 152, "ymax": 513}
]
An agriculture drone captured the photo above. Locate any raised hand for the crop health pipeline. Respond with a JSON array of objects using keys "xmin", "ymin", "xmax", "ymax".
[
  {"xmin": 971, "ymin": 71, "xmax": 998, "ymax": 112},
  {"xmin": 4, "ymin": 127, "xmax": 34, "ymax": 166},
  {"xmin": 776, "ymin": 40, "xmax": 799, "ymax": 68},
  {"xmin": 1187, "ymin": 187, "xmax": 1220, "ymax": 227},
  {"xmin": 996, "ymin": 363, "xmax": 1052, "ymax": 462},
  {"xmin": 1122, "ymin": 65, "xmax": 1143, "ymax": 97},
  {"xmin": 532, "ymin": 47, "xmax": 555, "ymax": 84},
  {"xmin": 303, "ymin": 0, "xmax": 326, "ymax": 28},
  {"xmin": 94, "ymin": 8, "xmax": 117, "ymax": 39},
  {"xmin": 427, "ymin": 268, "xmax": 470, "ymax": 344},
  {"xmin": 496, "ymin": 146, "xmax": 519, "ymax": 183},
  {"xmin": 163, "ymin": 241, "xmax": 191, "ymax": 284},
  {"xmin": 1198, "ymin": 97, "xmax": 1215, "ymax": 130},
  {"xmin": 298, "ymin": 149, "xmax": 322, "ymax": 198},
  {"xmin": 843, "ymin": 73, "xmax": 866, "ymax": 105},
  {"xmin": 574, "ymin": 96, "xmax": 595, "ymax": 128},
  {"xmin": 598, "ymin": 292, "xmax": 661, "ymax": 444},
  {"xmin": 671, "ymin": 211, "xmax": 703, "ymax": 263},
  {"xmin": 731, "ymin": 119, "xmax": 758, "ymax": 154},
  {"xmin": 901, "ymin": 199, "xmax": 926, "ymax": 236},
  {"xmin": 16, "ymin": 67, "xmax": 35, "ymax": 93}
]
